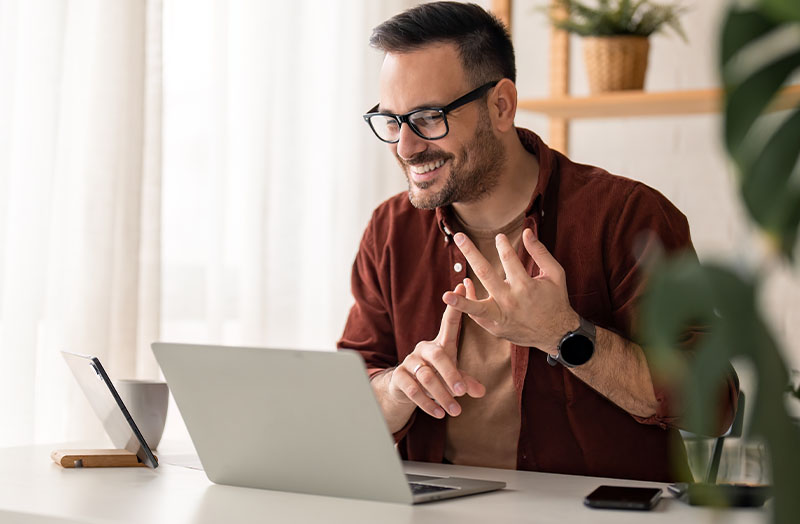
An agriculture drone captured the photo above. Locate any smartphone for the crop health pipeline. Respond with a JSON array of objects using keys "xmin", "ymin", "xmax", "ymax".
[{"xmin": 584, "ymin": 485, "xmax": 662, "ymax": 510}]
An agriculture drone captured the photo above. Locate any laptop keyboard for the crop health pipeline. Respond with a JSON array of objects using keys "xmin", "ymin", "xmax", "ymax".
[{"xmin": 409, "ymin": 483, "xmax": 458, "ymax": 495}]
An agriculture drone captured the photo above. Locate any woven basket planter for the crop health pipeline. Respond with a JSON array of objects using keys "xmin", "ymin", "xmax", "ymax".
[{"xmin": 582, "ymin": 36, "xmax": 650, "ymax": 93}]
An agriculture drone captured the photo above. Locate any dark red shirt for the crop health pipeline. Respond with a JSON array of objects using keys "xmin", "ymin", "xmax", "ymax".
[{"xmin": 338, "ymin": 128, "xmax": 737, "ymax": 482}]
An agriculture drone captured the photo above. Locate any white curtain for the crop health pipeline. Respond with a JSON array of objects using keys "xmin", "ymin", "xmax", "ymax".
[
  {"xmin": 0, "ymin": 0, "xmax": 417, "ymax": 447},
  {"xmin": 160, "ymin": 0, "xmax": 409, "ymax": 349},
  {"xmin": 0, "ymin": 0, "xmax": 161, "ymax": 446}
]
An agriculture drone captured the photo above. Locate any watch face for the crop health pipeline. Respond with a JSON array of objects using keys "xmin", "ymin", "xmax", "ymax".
[{"xmin": 560, "ymin": 333, "xmax": 594, "ymax": 366}]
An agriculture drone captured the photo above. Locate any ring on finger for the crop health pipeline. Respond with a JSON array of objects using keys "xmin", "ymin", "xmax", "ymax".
[{"xmin": 412, "ymin": 362, "xmax": 427, "ymax": 377}]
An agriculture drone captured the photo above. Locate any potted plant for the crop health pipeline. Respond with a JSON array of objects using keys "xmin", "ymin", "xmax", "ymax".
[{"xmin": 546, "ymin": 0, "xmax": 688, "ymax": 93}]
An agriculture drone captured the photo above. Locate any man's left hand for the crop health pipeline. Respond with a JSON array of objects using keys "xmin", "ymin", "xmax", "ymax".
[{"xmin": 443, "ymin": 228, "xmax": 579, "ymax": 354}]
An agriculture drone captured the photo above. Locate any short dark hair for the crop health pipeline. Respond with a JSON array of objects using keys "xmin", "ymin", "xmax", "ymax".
[{"xmin": 369, "ymin": 2, "xmax": 516, "ymax": 86}]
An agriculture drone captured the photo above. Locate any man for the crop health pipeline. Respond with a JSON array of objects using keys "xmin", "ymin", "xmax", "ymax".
[{"xmin": 337, "ymin": 2, "xmax": 738, "ymax": 482}]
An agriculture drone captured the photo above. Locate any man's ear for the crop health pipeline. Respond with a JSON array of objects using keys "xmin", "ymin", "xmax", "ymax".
[{"xmin": 488, "ymin": 78, "xmax": 517, "ymax": 132}]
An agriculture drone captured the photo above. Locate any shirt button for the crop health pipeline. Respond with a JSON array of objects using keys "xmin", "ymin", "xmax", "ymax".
[{"xmin": 453, "ymin": 263, "xmax": 463, "ymax": 272}]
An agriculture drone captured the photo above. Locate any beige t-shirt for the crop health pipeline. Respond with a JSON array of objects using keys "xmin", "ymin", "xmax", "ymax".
[{"xmin": 443, "ymin": 211, "xmax": 525, "ymax": 469}]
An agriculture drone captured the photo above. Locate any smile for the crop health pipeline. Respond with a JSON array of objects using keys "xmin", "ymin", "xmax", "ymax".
[{"xmin": 409, "ymin": 158, "xmax": 446, "ymax": 175}]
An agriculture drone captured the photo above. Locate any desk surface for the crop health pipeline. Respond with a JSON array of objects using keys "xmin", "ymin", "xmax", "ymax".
[{"xmin": 0, "ymin": 443, "xmax": 768, "ymax": 524}]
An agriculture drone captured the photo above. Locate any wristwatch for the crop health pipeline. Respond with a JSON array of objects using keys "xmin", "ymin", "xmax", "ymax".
[{"xmin": 546, "ymin": 316, "xmax": 596, "ymax": 368}]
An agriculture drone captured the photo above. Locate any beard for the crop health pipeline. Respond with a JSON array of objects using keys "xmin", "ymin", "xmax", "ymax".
[{"xmin": 396, "ymin": 111, "xmax": 506, "ymax": 210}]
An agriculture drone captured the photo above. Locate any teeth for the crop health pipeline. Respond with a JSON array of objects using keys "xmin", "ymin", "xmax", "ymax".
[{"xmin": 410, "ymin": 159, "xmax": 445, "ymax": 174}]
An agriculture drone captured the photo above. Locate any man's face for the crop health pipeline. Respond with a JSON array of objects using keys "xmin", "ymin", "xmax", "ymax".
[{"xmin": 378, "ymin": 44, "xmax": 505, "ymax": 209}]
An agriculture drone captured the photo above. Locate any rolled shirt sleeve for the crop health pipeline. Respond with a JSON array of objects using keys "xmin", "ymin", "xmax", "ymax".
[{"xmin": 605, "ymin": 184, "xmax": 738, "ymax": 434}]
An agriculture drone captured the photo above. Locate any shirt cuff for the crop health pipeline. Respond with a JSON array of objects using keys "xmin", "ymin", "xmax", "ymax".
[
  {"xmin": 631, "ymin": 388, "xmax": 674, "ymax": 429},
  {"xmin": 632, "ymin": 374, "xmax": 739, "ymax": 434}
]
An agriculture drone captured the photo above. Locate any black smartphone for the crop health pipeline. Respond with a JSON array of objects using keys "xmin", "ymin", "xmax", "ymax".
[{"xmin": 584, "ymin": 485, "xmax": 662, "ymax": 510}]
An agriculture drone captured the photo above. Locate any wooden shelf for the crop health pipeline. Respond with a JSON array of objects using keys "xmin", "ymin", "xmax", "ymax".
[
  {"xmin": 518, "ymin": 84, "xmax": 800, "ymax": 120},
  {"xmin": 491, "ymin": 0, "xmax": 800, "ymax": 151}
]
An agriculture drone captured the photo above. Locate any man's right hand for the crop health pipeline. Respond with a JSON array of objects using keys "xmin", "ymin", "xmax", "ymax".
[{"xmin": 373, "ymin": 283, "xmax": 486, "ymax": 433}]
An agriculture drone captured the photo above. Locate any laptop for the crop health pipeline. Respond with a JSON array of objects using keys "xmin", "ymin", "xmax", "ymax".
[
  {"xmin": 61, "ymin": 351, "xmax": 158, "ymax": 468},
  {"xmin": 151, "ymin": 342, "xmax": 505, "ymax": 503}
]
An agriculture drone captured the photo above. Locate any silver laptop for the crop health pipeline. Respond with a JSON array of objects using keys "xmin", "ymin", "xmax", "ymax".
[{"xmin": 151, "ymin": 342, "xmax": 505, "ymax": 504}]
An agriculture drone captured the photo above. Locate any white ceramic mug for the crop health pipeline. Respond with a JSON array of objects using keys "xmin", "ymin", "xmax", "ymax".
[{"xmin": 115, "ymin": 379, "xmax": 169, "ymax": 450}]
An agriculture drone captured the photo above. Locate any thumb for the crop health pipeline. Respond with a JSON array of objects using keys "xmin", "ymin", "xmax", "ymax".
[{"xmin": 522, "ymin": 228, "xmax": 563, "ymax": 280}]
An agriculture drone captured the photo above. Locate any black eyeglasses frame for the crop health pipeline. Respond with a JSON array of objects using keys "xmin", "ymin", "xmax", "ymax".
[{"xmin": 363, "ymin": 80, "xmax": 500, "ymax": 144}]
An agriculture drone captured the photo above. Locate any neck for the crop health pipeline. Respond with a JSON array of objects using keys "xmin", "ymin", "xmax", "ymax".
[{"xmin": 452, "ymin": 132, "xmax": 539, "ymax": 230}]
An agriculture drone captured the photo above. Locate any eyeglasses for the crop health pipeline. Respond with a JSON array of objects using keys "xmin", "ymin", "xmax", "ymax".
[{"xmin": 363, "ymin": 80, "xmax": 499, "ymax": 144}]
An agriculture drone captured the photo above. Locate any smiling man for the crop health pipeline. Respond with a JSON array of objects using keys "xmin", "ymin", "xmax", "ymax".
[{"xmin": 337, "ymin": 2, "xmax": 738, "ymax": 482}]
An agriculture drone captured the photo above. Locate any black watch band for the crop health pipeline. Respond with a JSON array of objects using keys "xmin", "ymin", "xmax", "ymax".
[{"xmin": 547, "ymin": 316, "xmax": 596, "ymax": 368}]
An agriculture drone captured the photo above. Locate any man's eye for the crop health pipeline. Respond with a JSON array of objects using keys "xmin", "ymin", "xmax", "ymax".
[{"xmin": 411, "ymin": 112, "xmax": 444, "ymax": 128}]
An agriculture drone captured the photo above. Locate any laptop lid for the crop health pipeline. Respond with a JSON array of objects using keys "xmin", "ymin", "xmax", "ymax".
[
  {"xmin": 61, "ymin": 351, "xmax": 158, "ymax": 468},
  {"xmin": 151, "ymin": 343, "xmax": 504, "ymax": 503}
]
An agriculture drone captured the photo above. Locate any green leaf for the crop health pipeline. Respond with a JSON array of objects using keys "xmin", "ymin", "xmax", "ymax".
[
  {"xmin": 740, "ymin": 109, "xmax": 800, "ymax": 256},
  {"xmin": 720, "ymin": 7, "xmax": 775, "ymax": 67},
  {"xmin": 721, "ymin": 5, "xmax": 800, "ymax": 258},
  {"xmin": 620, "ymin": 0, "xmax": 633, "ymax": 24},
  {"xmin": 720, "ymin": 8, "xmax": 792, "ymax": 153},
  {"xmin": 761, "ymin": 0, "xmax": 800, "ymax": 23}
]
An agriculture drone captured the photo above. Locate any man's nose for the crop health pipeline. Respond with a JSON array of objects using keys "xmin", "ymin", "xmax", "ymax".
[{"xmin": 395, "ymin": 122, "xmax": 427, "ymax": 161}]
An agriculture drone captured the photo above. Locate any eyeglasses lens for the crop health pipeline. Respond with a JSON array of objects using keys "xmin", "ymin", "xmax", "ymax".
[
  {"xmin": 370, "ymin": 110, "xmax": 447, "ymax": 142},
  {"xmin": 409, "ymin": 110, "xmax": 446, "ymax": 139},
  {"xmin": 370, "ymin": 116, "xmax": 401, "ymax": 142}
]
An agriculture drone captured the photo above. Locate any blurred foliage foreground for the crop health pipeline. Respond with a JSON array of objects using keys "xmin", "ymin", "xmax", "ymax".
[{"xmin": 641, "ymin": 1, "xmax": 800, "ymax": 523}]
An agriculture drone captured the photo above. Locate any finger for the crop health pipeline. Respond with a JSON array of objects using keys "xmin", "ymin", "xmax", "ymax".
[
  {"xmin": 462, "ymin": 373, "xmax": 486, "ymax": 398},
  {"xmin": 453, "ymin": 233, "xmax": 506, "ymax": 297},
  {"xmin": 495, "ymin": 233, "xmax": 529, "ymax": 285},
  {"xmin": 442, "ymin": 291, "xmax": 494, "ymax": 319},
  {"xmin": 522, "ymin": 229, "xmax": 564, "ymax": 282},
  {"xmin": 413, "ymin": 364, "xmax": 462, "ymax": 416},
  {"xmin": 393, "ymin": 366, "xmax": 446, "ymax": 419},
  {"xmin": 436, "ymin": 283, "xmax": 465, "ymax": 347},
  {"xmin": 463, "ymin": 277, "xmax": 477, "ymax": 300},
  {"xmin": 419, "ymin": 341, "xmax": 467, "ymax": 397}
]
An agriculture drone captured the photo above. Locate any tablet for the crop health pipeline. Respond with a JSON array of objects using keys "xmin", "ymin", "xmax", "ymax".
[{"xmin": 61, "ymin": 351, "xmax": 158, "ymax": 468}]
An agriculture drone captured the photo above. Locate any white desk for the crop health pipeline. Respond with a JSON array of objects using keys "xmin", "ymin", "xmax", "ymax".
[{"xmin": 0, "ymin": 443, "xmax": 768, "ymax": 524}]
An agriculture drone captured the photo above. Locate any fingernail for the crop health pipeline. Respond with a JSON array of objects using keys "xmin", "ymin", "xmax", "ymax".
[
  {"xmin": 434, "ymin": 408, "xmax": 445, "ymax": 418},
  {"xmin": 454, "ymin": 233, "xmax": 465, "ymax": 246},
  {"xmin": 454, "ymin": 382, "xmax": 466, "ymax": 395},
  {"xmin": 443, "ymin": 293, "xmax": 456, "ymax": 305},
  {"xmin": 448, "ymin": 403, "xmax": 460, "ymax": 416}
]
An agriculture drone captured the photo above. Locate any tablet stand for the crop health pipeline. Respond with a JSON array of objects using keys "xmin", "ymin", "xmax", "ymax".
[{"xmin": 51, "ymin": 449, "xmax": 156, "ymax": 468}]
